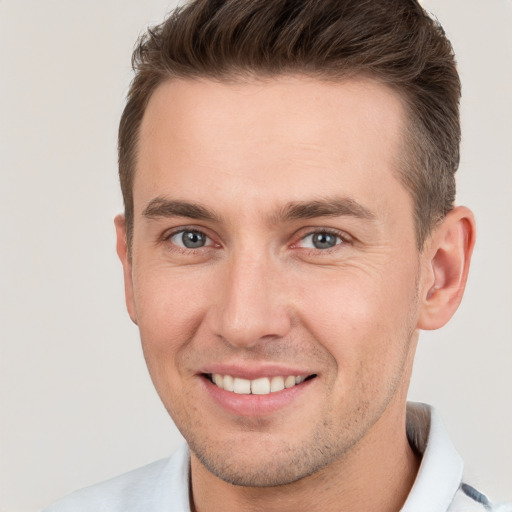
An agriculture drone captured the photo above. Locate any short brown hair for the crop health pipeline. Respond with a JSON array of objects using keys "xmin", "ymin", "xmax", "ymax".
[{"xmin": 119, "ymin": 0, "xmax": 460, "ymax": 249}]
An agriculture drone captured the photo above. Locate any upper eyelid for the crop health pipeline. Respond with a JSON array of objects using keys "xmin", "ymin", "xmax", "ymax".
[
  {"xmin": 295, "ymin": 226, "xmax": 351, "ymax": 242},
  {"xmin": 295, "ymin": 231, "xmax": 344, "ymax": 249},
  {"xmin": 162, "ymin": 225, "xmax": 211, "ymax": 240},
  {"xmin": 164, "ymin": 228, "xmax": 219, "ymax": 253}
]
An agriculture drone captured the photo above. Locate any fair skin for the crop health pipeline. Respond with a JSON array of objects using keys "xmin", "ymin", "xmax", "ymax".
[{"xmin": 115, "ymin": 76, "xmax": 475, "ymax": 512}]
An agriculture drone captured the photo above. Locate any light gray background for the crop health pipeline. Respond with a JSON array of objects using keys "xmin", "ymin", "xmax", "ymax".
[{"xmin": 0, "ymin": 1, "xmax": 510, "ymax": 510}]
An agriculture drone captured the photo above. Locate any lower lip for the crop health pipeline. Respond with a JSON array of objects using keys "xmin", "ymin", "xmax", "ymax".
[{"xmin": 202, "ymin": 376, "xmax": 315, "ymax": 417}]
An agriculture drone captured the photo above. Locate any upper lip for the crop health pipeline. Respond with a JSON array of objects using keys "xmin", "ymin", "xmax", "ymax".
[{"xmin": 199, "ymin": 363, "xmax": 315, "ymax": 380}]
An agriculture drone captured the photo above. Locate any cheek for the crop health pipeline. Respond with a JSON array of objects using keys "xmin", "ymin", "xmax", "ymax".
[
  {"xmin": 132, "ymin": 266, "xmax": 212, "ymax": 376},
  {"xmin": 295, "ymin": 261, "xmax": 419, "ymax": 375},
  {"xmin": 131, "ymin": 267, "xmax": 214, "ymax": 424}
]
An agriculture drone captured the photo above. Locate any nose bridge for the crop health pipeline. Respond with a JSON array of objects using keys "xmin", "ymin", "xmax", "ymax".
[{"xmin": 215, "ymin": 245, "xmax": 290, "ymax": 348}]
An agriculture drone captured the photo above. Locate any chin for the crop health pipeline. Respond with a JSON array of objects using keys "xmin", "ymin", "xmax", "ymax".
[{"xmin": 188, "ymin": 432, "xmax": 347, "ymax": 488}]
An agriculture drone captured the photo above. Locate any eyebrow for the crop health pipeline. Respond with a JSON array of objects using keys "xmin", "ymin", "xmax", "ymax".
[
  {"xmin": 275, "ymin": 197, "xmax": 376, "ymax": 223},
  {"xmin": 142, "ymin": 197, "xmax": 219, "ymax": 222},
  {"xmin": 141, "ymin": 196, "xmax": 375, "ymax": 224}
]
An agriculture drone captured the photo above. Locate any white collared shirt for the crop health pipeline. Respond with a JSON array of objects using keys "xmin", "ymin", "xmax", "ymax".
[{"xmin": 43, "ymin": 403, "xmax": 510, "ymax": 512}]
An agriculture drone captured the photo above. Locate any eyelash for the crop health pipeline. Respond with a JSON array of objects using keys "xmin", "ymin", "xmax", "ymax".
[
  {"xmin": 161, "ymin": 227, "xmax": 218, "ymax": 254},
  {"xmin": 292, "ymin": 227, "xmax": 349, "ymax": 253}
]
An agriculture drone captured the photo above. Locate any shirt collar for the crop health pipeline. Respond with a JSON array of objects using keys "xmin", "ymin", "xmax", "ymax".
[
  {"xmin": 158, "ymin": 443, "xmax": 192, "ymax": 512},
  {"xmin": 401, "ymin": 402, "xmax": 464, "ymax": 511}
]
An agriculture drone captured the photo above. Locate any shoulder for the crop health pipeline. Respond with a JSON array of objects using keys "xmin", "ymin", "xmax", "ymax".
[{"xmin": 42, "ymin": 444, "xmax": 190, "ymax": 512}]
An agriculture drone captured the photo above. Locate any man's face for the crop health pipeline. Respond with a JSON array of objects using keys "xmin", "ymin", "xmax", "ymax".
[{"xmin": 119, "ymin": 77, "xmax": 428, "ymax": 486}]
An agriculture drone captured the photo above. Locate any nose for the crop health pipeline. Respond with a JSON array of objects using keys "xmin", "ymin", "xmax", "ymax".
[{"xmin": 213, "ymin": 250, "xmax": 292, "ymax": 349}]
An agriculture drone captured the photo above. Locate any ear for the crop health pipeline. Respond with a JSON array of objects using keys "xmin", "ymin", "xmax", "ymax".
[
  {"xmin": 114, "ymin": 214, "xmax": 138, "ymax": 325},
  {"xmin": 417, "ymin": 206, "xmax": 476, "ymax": 330}
]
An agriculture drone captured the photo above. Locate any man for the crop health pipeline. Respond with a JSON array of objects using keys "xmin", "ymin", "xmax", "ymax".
[{"xmin": 44, "ymin": 0, "xmax": 510, "ymax": 511}]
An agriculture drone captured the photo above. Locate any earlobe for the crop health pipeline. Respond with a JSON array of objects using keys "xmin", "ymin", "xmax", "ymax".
[
  {"xmin": 114, "ymin": 214, "xmax": 138, "ymax": 325},
  {"xmin": 417, "ymin": 206, "xmax": 476, "ymax": 330}
]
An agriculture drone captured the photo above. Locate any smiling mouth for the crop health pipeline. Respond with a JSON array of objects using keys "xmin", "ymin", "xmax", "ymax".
[{"xmin": 205, "ymin": 373, "xmax": 317, "ymax": 395}]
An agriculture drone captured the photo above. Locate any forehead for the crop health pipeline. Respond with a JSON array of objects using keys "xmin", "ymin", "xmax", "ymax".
[{"xmin": 135, "ymin": 76, "xmax": 410, "ymax": 220}]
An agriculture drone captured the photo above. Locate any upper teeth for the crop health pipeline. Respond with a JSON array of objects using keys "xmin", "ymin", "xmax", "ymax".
[{"xmin": 211, "ymin": 374, "xmax": 307, "ymax": 395}]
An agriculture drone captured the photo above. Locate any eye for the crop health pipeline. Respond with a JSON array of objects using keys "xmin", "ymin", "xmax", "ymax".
[
  {"xmin": 169, "ymin": 229, "xmax": 212, "ymax": 249},
  {"xmin": 298, "ymin": 231, "xmax": 344, "ymax": 250}
]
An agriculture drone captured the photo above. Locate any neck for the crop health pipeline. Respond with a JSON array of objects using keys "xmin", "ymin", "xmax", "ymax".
[{"xmin": 189, "ymin": 400, "xmax": 420, "ymax": 512}]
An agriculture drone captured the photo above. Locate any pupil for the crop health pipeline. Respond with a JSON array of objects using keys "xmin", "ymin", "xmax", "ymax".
[
  {"xmin": 182, "ymin": 231, "xmax": 205, "ymax": 248},
  {"xmin": 313, "ymin": 232, "xmax": 337, "ymax": 249}
]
